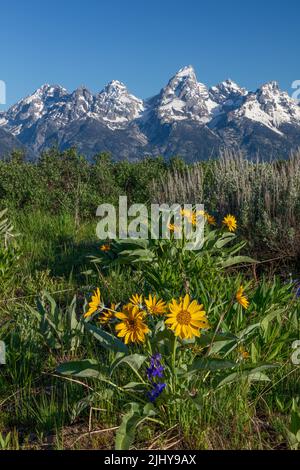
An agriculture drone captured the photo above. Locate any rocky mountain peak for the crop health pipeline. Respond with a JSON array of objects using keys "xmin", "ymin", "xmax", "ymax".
[
  {"xmin": 93, "ymin": 80, "xmax": 144, "ymax": 129},
  {"xmin": 209, "ymin": 80, "xmax": 248, "ymax": 107},
  {"xmin": 104, "ymin": 80, "xmax": 128, "ymax": 94},
  {"xmin": 156, "ymin": 65, "xmax": 218, "ymax": 123}
]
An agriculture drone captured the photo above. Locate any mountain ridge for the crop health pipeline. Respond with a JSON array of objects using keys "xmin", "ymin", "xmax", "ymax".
[{"xmin": 1, "ymin": 66, "xmax": 300, "ymax": 161}]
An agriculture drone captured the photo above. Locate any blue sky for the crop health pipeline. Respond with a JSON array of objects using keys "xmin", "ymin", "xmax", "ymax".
[{"xmin": 1, "ymin": 0, "xmax": 299, "ymax": 108}]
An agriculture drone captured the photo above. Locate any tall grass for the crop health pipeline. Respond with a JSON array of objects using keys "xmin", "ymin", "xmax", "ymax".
[{"xmin": 152, "ymin": 151, "xmax": 300, "ymax": 264}]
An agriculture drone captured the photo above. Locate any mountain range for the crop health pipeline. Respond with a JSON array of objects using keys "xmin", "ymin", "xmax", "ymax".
[{"xmin": 1, "ymin": 65, "xmax": 300, "ymax": 161}]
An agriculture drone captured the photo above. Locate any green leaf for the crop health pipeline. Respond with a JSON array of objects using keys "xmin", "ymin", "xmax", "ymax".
[
  {"xmin": 85, "ymin": 322, "xmax": 128, "ymax": 353},
  {"xmin": 143, "ymin": 403, "xmax": 156, "ymax": 417},
  {"xmin": 216, "ymin": 365, "xmax": 276, "ymax": 388},
  {"xmin": 290, "ymin": 399, "xmax": 300, "ymax": 436},
  {"xmin": 188, "ymin": 358, "xmax": 236, "ymax": 374},
  {"xmin": 111, "ymin": 354, "xmax": 147, "ymax": 374},
  {"xmin": 251, "ymin": 343, "xmax": 259, "ymax": 363},
  {"xmin": 237, "ymin": 323, "xmax": 260, "ymax": 340},
  {"xmin": 207, "ymin": 339, "xmax": 238, "ymax": 356},
  {"xmin": 197, "ymin": 331, "xmax": 237, "ymax": 346},
  {"xmin": 214, "ymin": 233, "xmax": 236, "ymax": 249},
  {"xmin": 57, "ymin": 359, "xmax": 108, "ymax": 378},
  {"xmin": 122, "ymin": 382, "xmax": 146, "ymax": 391},
  {"xmin": 220, "ymin": 256, "xmax": 256, "ymax": 268},
  {"xmin": 115, "ymin": 402, "xmax": 141, "ymax": 450}
]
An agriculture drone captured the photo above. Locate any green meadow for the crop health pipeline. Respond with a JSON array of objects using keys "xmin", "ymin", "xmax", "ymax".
[{"xmin": 0, "ymin": 149, "xmax": 299, "ymax": 450}]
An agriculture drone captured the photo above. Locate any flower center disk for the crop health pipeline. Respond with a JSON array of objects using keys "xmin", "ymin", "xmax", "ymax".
[{"xmin": 176, "ymin": 310, "xmax": 191, "ymax": 325}]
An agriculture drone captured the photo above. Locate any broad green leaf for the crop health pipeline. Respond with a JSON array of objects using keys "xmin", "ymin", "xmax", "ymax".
[
  {"xmin": 216, "ymin": 365, "xmax": 276, "ymax": 388},
  {"xmin": 85, "ymin": 322, "xmax": 128, "ymax": 353},
  {"xmin": 197, "ymin": 332, "xmax": 237, "ymax": 346},
  {"xmin": 214, "ymin": 233, "xmax": 236, "ymax": 249},
  {"xmin": 110, "ymin": 354, "xmax": 147, "ymax": 374},
  {"xmin": 188, "ymin": 358, "xmax": 236, "ymax": 374},
  {"xmin": 57, "ymin": 359, "xmax": 108, "ymax": 378},
  {"xmin": 291, "ymin": 399, "xmax": 300, "ymax": 436},
  {"xmin": 143, "ymin": 403, "xmax": 156, "ymax": 417},
  {"xmin": 220, "ymin": 256, "xmax": 256, "ymax": 268},
  {"xmin": 122, "ymin": 382, "xmax": 146, "ymax": 391},
  {"xmin": 115, "ymin": 402, "xmax": 141, "ymax": 450},
  {"xmin": 237, "ymin": 323, "xmax": 260, "ymax": 340},
  {"xmin": 251, "ymin": 343, "xmax": 259, "ymax": 363},
  {"xmin": 207, "ymin": 339, "xmax": 238, "ymax": 356}
]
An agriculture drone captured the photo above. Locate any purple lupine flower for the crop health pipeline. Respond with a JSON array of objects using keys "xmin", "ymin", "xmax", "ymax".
[
  {"xmin": 146, "ymin": 353, "xmax": 164, "ymax": 380},
  {"xmin": 146, "ymin": 353, "xmax": 166, "ymax": 402},
  {"xmin": 147, "ymin": 382, "xmax": 166, "ymax": 402}
]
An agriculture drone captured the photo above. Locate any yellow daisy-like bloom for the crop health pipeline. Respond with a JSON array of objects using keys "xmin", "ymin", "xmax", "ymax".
[
  {"xmin": 84, "ymin": 288, "xmax": 102, "ymax": 318},
  {"xmin": 196, "ymin": 210, "xmax": 205, "ymax": 217},
  {"xmin": 189, "ymin": 211, "xmax": 207, "ymax": 226},
  {"xmin": 190, "ymin": 213, "xmax": 197, "ymax": 226},
  {"xmin": 181, "ymin": 210, "xmax": 198, "ymax": 226},
  {"xmin": 115, "ymin": 304, "xmax": 150, "ymax": 344},
  {"xmin": 129, "ymin": 294, "xmax": 143, "ymax": 307},
  {"xmin": 180, "ymin": 208, "xmax": 193, "ymax": 218},
  {"xmin": 222, "ymin": 214, "xmax": 237, "ymax": 232},
  {"xmin": 145, "ymin": 294, "xmax": 167, "ymax": 316},
  {"xmin": 236, "ymin": 286, "xmax": 249, "ymax": 309},
  {"xmin": 205, "ymin": 213, "xmax": 216, "ymax": 225},
  {"xmin": 100, "ymin": 244, "xmax": 110, "ymax": 252},
  {"xmin": 99, "ymin": 303, "xmax": 117, "ymax": 324},
  {"xmin": 165, "ymin": 294, "xmax": 209, "ymax": 340},
  {"xmin": 168, "ymin": 223, "xmax": 181, "ymax": 233},
  {"xmin": 238, "ymin": 346, "xmax": 250, "ymax": 359}
]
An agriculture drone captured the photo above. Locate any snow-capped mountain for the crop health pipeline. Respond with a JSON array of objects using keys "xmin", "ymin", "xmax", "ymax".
[
  {"xmin": 93, "ymin": 80, "xmax": 144, "ymax": 129},
  {"xmin": 152, "ymin": 65, "xmax": 219, "ymax": 124},
  {"xmin": 0, "ymin": 66, "xmax": 300, "ymax": 161}
]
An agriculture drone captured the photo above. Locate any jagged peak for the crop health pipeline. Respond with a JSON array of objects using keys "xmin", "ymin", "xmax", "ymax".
[
  {"xmin": 72, "ymin": 85, "xmax": 93, "ymax": 98},
  {"xmin": 259, "ymin": 81, "xmax": 280, "ymax": 93},
  {"xmin": 174, "ymin": 65, "xmax": 196, "ymax": 79},
  {"xmin": 211, "ymin": 79, "xmax": 247, "ymax": 94},
  {"xmin": 103, "ymin": 80, "xmax": 128, "ymax": 94},
  {"xmin": 7, "ymin": 84, "xmax": 68, "ymax": 112},
  {"xmin": 75, "ymin": 84, "xmax": 91, "ymax": 91},
  {"xmin": 33, "ymin": 83, "xmax": 67, "ymax": 95},
  {"xmin": 162, "ymin": 65, "xmax": 204, "ymax": 100}
]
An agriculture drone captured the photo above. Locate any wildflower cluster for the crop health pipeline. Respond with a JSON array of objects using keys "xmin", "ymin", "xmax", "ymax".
[
  {"xmin": 84, "ymin": 291, "xmax": 211, "ymax": 343},
  {"xmin": 84, "ymin": 214, "xmax": 250, "ymax": 345},
  {"xmin": 167, "ymin": 211, "xmax": 236, "ymax": 233},
  {"xmin": 84, "ymin": 284, "xmax": 249, "ymax": 344},
  {"xmin": 168, "ymin": 208, "xmax": 217, "ymax": 233}
]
